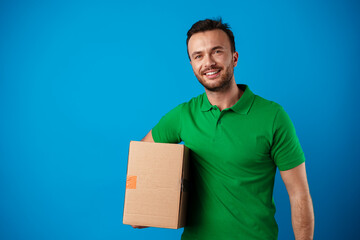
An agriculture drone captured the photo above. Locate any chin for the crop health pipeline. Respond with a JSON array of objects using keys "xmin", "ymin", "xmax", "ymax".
[
  {"xmin": 201, "ymin": 80, "xmax": 231, "ymax": 92},
  {"xmin": 195, "ymin": 69, "xmax": 234, "ymax": 92}
]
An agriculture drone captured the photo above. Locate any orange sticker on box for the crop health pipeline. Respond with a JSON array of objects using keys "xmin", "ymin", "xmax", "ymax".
[{"xmin": 126, "ymin": 176, "xmax": 137, "ymax": 189}]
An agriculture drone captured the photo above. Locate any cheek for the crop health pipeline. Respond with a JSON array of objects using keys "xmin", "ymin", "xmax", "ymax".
[
  {"xmin": 214, "ymin": 55, "xmax": 228, "ymax": 65},
  {"xmin": 191, "ymin": 63, "xmax": 201, "ymax": 73},
  {"xmin": 223, "ymin": 57, "xmax": 234, "ymax": 67}
]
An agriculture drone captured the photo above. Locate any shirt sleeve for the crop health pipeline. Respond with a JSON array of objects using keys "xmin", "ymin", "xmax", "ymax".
[
  {"xmin": 270, "ymin": 107, "xmax": 305, "ymax": 171},
  {"xmin": 151, "ymin": 103, "xmax": 184, "ymax": 144}
]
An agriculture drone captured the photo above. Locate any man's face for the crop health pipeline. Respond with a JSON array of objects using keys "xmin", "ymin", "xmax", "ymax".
[{"xmin": 188, "ymin": 29, "xmax": 238, "ymax": 92}]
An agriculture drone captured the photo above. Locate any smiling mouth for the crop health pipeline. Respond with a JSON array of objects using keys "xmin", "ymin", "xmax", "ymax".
[{"xmin": 204, "ymin": 69, "xmax": 221, "ymax": 76}]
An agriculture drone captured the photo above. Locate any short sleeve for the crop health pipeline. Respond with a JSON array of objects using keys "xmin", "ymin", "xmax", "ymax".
[
  {"xmin": 151, "ymin": 103, "xmax": 183, "ymax": 143},
  {"xmin": 271, "ymin": 107, "xmax": 305, "ymax": 171}
]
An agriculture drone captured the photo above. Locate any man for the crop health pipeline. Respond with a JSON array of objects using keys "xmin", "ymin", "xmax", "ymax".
[{"xmin": 133, "ymin": 18, "xmax": 314, "ymax": 240}]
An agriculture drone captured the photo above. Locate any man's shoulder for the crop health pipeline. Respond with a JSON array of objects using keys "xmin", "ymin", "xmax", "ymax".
[
  {"xmin": 162, "ymin": 93, "xmax": 204, "ymax": 118},
  {"xmin": 252, "ymin": 93, "xmax": 284, "ymax": 115},
  {"xmin": 176, "ymin": 92, "xmax": 205, "ymax": 110}
]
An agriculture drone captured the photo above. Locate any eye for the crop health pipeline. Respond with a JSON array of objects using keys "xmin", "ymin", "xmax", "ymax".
[
  {"xmin": 214, "ymin": 50, "xmax": 222, "ymax": 54},
  {"xmin": 194, "ymin": 55, "xmax": 202, "ymax": 60}
]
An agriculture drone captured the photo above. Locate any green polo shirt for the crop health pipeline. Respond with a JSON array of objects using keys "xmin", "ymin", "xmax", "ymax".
[{"xmin": 152, "ymin": 84, "xmax": 305, "ymax": 240}]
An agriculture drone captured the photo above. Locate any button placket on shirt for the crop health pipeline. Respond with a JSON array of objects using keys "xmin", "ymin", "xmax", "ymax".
[
  {"xmin": 217, "ymin": 110, "xmax": 227, "ymax": 125},
  {"xmin": 212, "ymin": 107, "xmax": 229, "ymax": 142}
]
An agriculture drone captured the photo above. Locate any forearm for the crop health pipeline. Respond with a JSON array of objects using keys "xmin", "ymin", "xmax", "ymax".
[
  {"xmin": 290, "ymin": 194, "xmax": 315, "ymax": 240},
  {"xmin": 141, "ymin": 130, "xmax": 155, "ymax": 142}
]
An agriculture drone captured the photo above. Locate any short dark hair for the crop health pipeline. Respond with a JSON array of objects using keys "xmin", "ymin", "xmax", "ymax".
[{"xmin": 186, "ymin": 18, "xmax": 236, "ymax": 59}]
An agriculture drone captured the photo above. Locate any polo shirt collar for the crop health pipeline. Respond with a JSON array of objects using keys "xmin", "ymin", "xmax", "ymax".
[
  {"xmin": 200, "ymin": 84, "xmax": 255, "ymax": 114},
  {"xmin": 200, "ymin": 93, "xmax": 214, "ymax": 111}
]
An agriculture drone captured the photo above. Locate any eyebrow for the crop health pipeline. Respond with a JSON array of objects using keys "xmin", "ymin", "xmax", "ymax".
[{"xmin": 191, "ymin": 46, "xmax": 225, "ymax": 58}]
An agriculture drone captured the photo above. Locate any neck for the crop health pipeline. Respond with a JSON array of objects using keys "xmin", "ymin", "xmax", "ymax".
[{"xmin": 205, "ymin": 79, "xmax": 243, "ymax": 111}]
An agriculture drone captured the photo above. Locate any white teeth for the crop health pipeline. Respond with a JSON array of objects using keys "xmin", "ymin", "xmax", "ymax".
[{"xmin": 205, "ymin": 70, "xmax": 220, "ymax": 76}]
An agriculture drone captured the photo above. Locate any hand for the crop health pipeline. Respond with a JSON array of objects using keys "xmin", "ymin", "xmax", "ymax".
[{"xmin": 131, "ymin": 225, "xmax": 148, "ymax": 229}]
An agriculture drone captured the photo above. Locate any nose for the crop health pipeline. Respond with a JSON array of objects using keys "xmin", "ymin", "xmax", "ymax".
[{"xmin": 203, "ymin": 54, "xmax": 216, "ymax": 68}]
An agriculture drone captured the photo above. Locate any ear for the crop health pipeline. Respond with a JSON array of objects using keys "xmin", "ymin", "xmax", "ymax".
[{"xmin": 233, "ymin": 51, "xmax": 239, "ymax": 67}]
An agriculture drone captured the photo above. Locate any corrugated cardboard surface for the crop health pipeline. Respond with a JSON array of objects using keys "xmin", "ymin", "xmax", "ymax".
[{"xmin": 123, "ymin": 141, "xmax": 189, "ymax": 229}]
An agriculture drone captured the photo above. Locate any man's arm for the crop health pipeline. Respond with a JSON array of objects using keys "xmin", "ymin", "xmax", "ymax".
[
  {"xmin": 131, "ymin": 130, "xmax": 154, "ymax": 229},
  {"xmin": 141, "ymin": 130, "xmax": 155, "ymax": 142},
  {"xmin": 280, "ymin": 162, "xmax": 314, "ymax": 240}
]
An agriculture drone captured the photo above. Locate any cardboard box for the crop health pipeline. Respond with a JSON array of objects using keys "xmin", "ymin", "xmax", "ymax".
[{"xmin": 123, "ymin": 141, "xmax": 190, "ymax": 229}]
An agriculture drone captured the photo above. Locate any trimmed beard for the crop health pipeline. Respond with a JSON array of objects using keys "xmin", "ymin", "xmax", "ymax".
[{"xmin": 195, "ymin": 66, "xmax": 234, "ymax": 92}]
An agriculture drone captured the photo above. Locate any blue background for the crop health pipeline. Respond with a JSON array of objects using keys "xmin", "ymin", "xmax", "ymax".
[{"xmin": 1, "ymin": 0, "xmax": 359, "ymax": 239}]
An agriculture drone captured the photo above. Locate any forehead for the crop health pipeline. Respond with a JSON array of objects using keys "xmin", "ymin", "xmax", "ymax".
[{"xmin": 188, "ymin": 29, "xmax": 231, "ymax": 54}]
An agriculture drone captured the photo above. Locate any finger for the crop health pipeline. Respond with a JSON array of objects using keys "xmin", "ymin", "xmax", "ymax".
[{"xmin": 131, "ymin": 225, "xmax": 148, "ymax": 229}]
